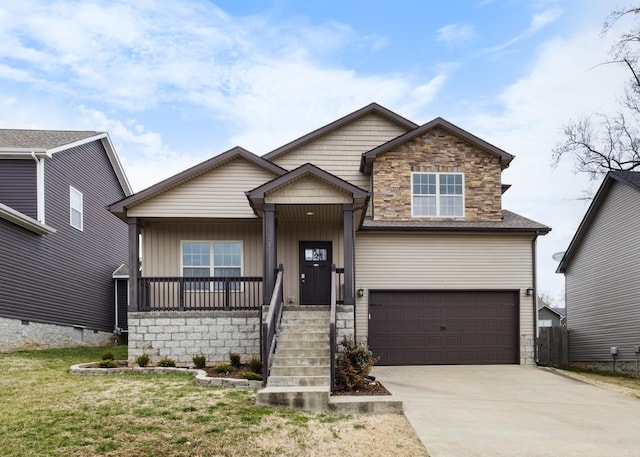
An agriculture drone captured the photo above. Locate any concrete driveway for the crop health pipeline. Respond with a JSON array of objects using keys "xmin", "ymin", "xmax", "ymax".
[{"xmin": 373, "ymin": 365, "xmax": 640, "ymax": 457}]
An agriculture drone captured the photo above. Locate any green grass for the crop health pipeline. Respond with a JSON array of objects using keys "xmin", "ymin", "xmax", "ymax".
[{"xmin": 0, "ymin": 346, "xmax": 428, "ymax": 457}]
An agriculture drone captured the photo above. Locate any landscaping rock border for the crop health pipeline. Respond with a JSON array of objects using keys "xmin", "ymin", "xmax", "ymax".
[{"xmin": 69, "ymin": 362, "xmax": 262, "ymax": 390}]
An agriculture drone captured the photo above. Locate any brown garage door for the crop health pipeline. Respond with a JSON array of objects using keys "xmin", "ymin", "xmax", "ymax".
[{"xmin": 369, "ymin": 290, "xmax": 519, "ymax": 365}]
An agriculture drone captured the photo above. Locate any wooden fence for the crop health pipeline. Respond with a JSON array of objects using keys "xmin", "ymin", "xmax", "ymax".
[{"xmin": 537, "ymin": 327, "xmax": 568, "ymax": 367}]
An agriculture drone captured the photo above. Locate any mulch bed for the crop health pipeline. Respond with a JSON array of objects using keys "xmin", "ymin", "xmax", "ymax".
[
  {"xmin": 332, "ymin": 378, "xmax": 391, "ymax": 396},
  {"xmin": 204, "ymin": 364, "xmax": 260, "ymax": 379}
]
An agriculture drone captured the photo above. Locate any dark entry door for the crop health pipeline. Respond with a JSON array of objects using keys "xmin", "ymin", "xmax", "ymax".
[{"xmin": 299, "ymin": 241, "xmax": 332, "ymax": 305}]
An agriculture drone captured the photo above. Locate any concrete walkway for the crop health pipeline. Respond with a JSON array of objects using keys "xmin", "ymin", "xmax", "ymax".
[{"xmin": 373, "ymin": 365, "xmax": 640, "ymax": 457}]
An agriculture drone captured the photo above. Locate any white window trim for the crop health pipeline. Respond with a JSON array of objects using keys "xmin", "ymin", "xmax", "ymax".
[
  {"xmin": 538, "ymin": 319, "xmax": 553, "ymax": 328},
  {"xmin": 70, "ymin": 186, "xmax": 83, "ymax": 231},
  {"xmin": 411, "ymin": 172, "xmax": 465, "ymax": 218},
  {"xmin": 180, "ymin": 240, "xmax": 244, "ymax": 292}
]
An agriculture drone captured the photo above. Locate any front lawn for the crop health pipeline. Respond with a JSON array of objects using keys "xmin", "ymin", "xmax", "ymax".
[{"xmin": 0, "ymin": 346, "xmax": 427, "ymax": 457}]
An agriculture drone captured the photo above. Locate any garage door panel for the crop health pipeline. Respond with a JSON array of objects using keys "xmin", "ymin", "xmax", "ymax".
[{"xmin": 369, "ymin": 290, "xmax": 519, "ymax": 365}]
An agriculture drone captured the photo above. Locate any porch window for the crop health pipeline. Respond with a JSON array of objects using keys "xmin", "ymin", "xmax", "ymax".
[
  {"xmin": 182, "ymin": 241, "xmax": 242, "ymax": 291},
  {"xmin": 538, "ymin": 319, "xmax": 552, "ymax": 328},
  {"xmin": 412, "ymin": 172, "xmax": 464, "ymax": 217}
]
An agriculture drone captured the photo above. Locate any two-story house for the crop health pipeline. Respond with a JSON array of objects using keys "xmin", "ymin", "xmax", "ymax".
[
  {"xmin": 0, "ymin": 130, "xmax": 132, "ymax": 351},
  {"xmin": 109, "ymin": 103, "xmax": 549, "ymax": 378}
]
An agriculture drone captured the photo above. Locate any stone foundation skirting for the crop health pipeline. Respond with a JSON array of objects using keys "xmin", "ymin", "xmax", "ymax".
[
  {"xmin": 569, "ymin": 360, "xmax": 640, "ymax": 377},
  {"xmin": 521, "ymin": 334, "xmax": 535, "ymax": 365},
  {"xmin": 336, "ymin": 305, "xmax": 355, "ymax": 344},
  {"xmin": 128, "ymin": 310, "xmax": 261, "ymax": 366},
  {"xmin": 0, "ymin": 316, "xmax": 115, "ymax": 352}
]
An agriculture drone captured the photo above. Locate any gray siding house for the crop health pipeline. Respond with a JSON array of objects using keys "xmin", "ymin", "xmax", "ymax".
[
  {"xmin": 557, "ymin": 170, "xmax": 640, "ymax": 370},
  {"xmin": 109, "ymin": 103, "xmax": 550, "ymax": 375},
  {"xmin": 0, "ymin": 130, "xmax": 132, "ymax": 351}
]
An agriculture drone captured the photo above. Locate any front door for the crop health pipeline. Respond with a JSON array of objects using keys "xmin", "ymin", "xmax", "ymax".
[{"xmin": 299, "ymin": 241, "xmax": 332, "ymax": 305}]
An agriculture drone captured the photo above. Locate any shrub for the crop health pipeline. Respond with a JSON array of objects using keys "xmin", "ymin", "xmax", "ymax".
[
  {"xmin": 157, "ymin": 357, "xmax": 176, "ymax": 367},
  {"xmin": 335, "ymin": 337, "xmax": 379, "ymax": 391},
  {"xmin": 136, "ymin": 354, "xmax": 150, "ymax": 367},
  {"xmin": 98, "ymin": 359, "xmax": 118, "ymax": 368},
  {"xmin": 192, "ymin": 355, "xmax": 207, "ymax": 369},
  {"xmin": 101, "ymin": 351, "xmax": 115, "ymax": 361},
  {"xmin": 228, "ymin": 353, "xmax": 241, "ymax": 368},
  {"xmin": 249, "ymin": 357, "xmax": 262, "ymax": 374},
  {"xmin": 213, "ymin": 363, "xmax": 232, "ymax": 373},
  {"xmin": 238, "ymin": 371, "xmax": 262, "ymax": 381}
]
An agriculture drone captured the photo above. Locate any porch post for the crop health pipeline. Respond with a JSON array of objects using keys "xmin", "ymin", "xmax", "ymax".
[
  {"xmin": 263, "ymin": 204, "xmax": 277, "ymax": 306},
  {"xmin": 343, "ymin": 203, "xmax": 355, "ymax": 306},
  {"xmin": 127, "ymin": 217, "xmax": 140, "ymax": 312}
]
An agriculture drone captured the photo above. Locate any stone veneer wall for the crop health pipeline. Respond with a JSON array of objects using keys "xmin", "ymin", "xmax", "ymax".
[
  {"xmin": 373, "ymin": 127, "xmax": 503, "ymax": 221},
  {"xmin": 0, "ymin": 316, "xmax": 115, "ymax": 352},
  {"xmin": 336, "ymin": 305, "xmax": 355, "ymax": 344},
  {"xmin": 128, "ymin": 310, "xmax": 261, "ymax": 366},
  {"xmin": 520, "ymin": 334, "xmax": 535, "ymax": 365}
]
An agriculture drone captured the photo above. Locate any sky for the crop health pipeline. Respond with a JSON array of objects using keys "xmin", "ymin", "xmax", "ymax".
[{"xmin": 1, "ymin": 0, "xmax": 637, "ymax": 305}]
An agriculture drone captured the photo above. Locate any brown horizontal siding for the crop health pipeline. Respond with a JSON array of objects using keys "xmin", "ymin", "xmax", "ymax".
[
  {"xmin": 271, "ymin": 113, "xmax": 408, "ymax": 190},
  {"xmin": 0, "ymin": 159, "xmax": 37, "ymax": 218},
  {"xmin": 566, "ymin": 181, "xmax": 640, "ymax": 362},
  {"xmin": 0, "ymin": 141, "xmax": 127, "ymax": 331}
]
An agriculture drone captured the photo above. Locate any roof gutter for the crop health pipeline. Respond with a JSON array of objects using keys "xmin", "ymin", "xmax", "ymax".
[{"xmin": 0, "ymin": 202, "xmax": 56, "ymax": 235}]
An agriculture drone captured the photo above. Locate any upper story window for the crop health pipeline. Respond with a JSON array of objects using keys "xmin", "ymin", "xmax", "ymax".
[
  {"xmin": 70, "ymin": 186, "xmax": 83, "ymax": 230},
  {"xmin": 182, "ymin": 241, "xmax": 243, "ymax": 291},
  {"xmin": 412, "ymin": 172, "xmax": 464, "ymax": 217}
]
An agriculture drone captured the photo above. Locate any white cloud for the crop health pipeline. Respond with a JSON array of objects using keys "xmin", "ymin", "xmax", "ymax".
[{"xmin": 436, "ymin": 23, "xmax": 477, "ymax": 47}]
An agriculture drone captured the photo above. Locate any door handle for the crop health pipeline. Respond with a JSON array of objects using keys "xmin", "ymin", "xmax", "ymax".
[
  {"xmin": 300, "ymin": 273, "xmax": 305, "ymax": 283},
  {"xmin": 440, "ymin": 324, "xmax": 447, "ymax": 331}
]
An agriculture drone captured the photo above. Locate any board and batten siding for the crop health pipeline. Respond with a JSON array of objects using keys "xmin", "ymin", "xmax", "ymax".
[
  {"xmin": 565, "ymin": 181, "xmax": 640, "ymax": 363},
  {"xmin": 277, "ymin": 222, "xmax": 344, "ymax": 305},
  {"xmin": 0, "ymin": 159, "xmax": 37, "ymax": 218},
  {"xmin": 128, "ymin": 158, "xmax": 277, "ymax": 218},
  {"xmin": 355, "ymin": 233, "xmax": 535, "ymax": 342},
  {"xmin": 0, "ymin": 141, "xmax": 128, "ymax": 332},
  {"xmin": 265, "ymin": 176, "xmax": 352, "ymax": 204},
  {"xmin": 141, "ymin": 220, "xmax": 263, "ymax": 277},
  {"xmin": 271, "ymin": 113, "xmax": 408, "ymax": 190}
]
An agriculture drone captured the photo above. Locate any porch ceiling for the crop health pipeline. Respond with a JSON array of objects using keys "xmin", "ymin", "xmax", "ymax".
[{"xmin": 276, "ymin": 204, "xmax": 343, "ymax": 223}]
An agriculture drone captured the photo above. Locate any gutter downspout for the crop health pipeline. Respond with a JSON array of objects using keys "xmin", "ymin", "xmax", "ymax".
[
  {"xmin": 532, "ymin": 232, "xmax": 539, "ymax": 364},
  {"xmin": 31, "ymin": 152, "xmax": 45, "ymax": 224}
]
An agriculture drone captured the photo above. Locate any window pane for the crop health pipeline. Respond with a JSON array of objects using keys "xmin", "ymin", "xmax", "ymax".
[
  {"xmin": 440, "ymin": 174, "xmax": 462, "ymax": 195},
  {"xmin": 184, "ymin": 267, "xmax": 210, "ymax": 291},
  {"xmin": 214, "ymin": 242, "xmax": 241, "ymax": 266},
  {"xmin": 440, "ymin": 196, "xmax": 463, "ymax": 216},
  {"xmin": 183, "ymin": 242, "xmax": 210, "ymax": 267},
  {"xmin": 71, "ymin": 209, "xmax": 82, "ymax": 228},
  {"xmin": 214, "ymin": 267, "xmax": 241, "ymax": 291},
  {"xmin": 413, "ymin": 196, "xmax": 436, "ymax": 216},
  {"xmin": 413, "ymin": 173, "xmax": 436, "ymax": 195}
]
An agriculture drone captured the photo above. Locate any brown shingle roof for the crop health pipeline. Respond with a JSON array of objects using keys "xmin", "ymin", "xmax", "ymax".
[
  {"xmin": 0, "ymin": 129, "xmax": 101, "ymax": 150},
  {"xmin": 361, "ymin": 210, "xmax": 550, "ymax": 234}
]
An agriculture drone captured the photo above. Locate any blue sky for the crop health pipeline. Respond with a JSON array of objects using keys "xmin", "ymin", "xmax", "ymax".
[{"xmin": 0, "ymin": 0, "xmax": 636, "ymax": 302}]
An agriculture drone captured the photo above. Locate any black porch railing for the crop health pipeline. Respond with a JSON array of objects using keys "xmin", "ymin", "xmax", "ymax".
[
  {"xmin": 335, "ymin": 267, "xmax": 344, "ymax": 305},
  {"xmin": 330, "ymin": 264, "xmax": 338, "ymax": 392},
  {"xmin": 137, "ymin": 276, "xmax": 263, "ymax": 311},
  {"xmin": 262, "ymin": 265, "xmax": 284, "ymax": 385}
]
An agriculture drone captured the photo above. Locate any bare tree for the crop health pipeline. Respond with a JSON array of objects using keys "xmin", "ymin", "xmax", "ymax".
[{"xmin": 552, "ymin": 7, "xmax": 640, "ymax": 183}]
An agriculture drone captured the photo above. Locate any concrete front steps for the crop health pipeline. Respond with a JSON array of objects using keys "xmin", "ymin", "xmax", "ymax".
[{"xmin": 256, "ymin": 306, "xmax": 403, "ymax": 414}]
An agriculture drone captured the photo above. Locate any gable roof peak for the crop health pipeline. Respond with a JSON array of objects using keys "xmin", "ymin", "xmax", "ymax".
[
  {"xmin": 361, "ymin": 116, "xmax": 514, "ymax": 174},
  {"xmin": 263, "ymin": 102, "xmax": 418, "ymax": 161}
]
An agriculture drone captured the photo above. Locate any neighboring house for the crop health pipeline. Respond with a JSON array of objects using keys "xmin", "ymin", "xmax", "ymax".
[
  {"xmin": 0, "ymin": 130, "xmax": 132, "ymax": 351},
  {"xmin": 538, "ymin": 304, "xmax": 565, "ymax": 328},
  {"xmin": 109, "ymin": 103, "xmax": 550, "ymax": 371},
  {"xmin": 557, "ymin": 170, "xmax": 640, "ymax": 370}
]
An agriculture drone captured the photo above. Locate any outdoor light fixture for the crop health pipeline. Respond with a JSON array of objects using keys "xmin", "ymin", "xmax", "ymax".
[
  {"xmin": 357, "ymin": 288, "xmax": 364, "ymax": 297},
  {"xmin": 526, "ymin": 288, "xmax": 534, "ymax": 296}
]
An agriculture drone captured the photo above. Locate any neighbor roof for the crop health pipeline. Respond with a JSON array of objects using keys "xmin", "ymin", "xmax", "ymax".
[
  {"xmin": 557, "ymin": 170, "xmax": 640, "ymax": 273},
  {"xmin": 0, "ymin": 129, "xmax": 100, "ymax": 150},
  {"xmin": 0, "ymin": 129, "xmax": 132, "ymax": 196},
  {"xmin": 361, "ymin": 117, "xmax": 514, "ymax": 174},
  {"xmin": 263, "ymin": 102, "xmax": 418, "ymax": 161}
]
